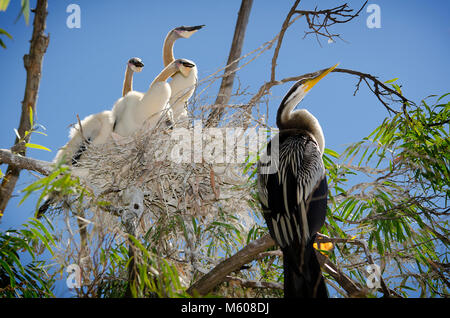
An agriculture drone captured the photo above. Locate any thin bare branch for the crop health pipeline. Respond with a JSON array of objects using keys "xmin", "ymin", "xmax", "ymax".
[
  {"xmin": 294, "ymin": 1, "xmax": 367, "ymax": 43},
  {"xmin": 270, "ymin": 0, "xmax": 302, "ymax": 82}
]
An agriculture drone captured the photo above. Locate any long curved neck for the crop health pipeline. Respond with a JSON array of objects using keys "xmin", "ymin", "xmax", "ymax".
[
  {"xmin": 163, "ymin": 30, "xmax": 177, "ymax": 67},
  {"xmin": 276, "ymin": 90, "xmax": 301, "ymax": 130},
  {"xmin": 277, "ymin": 98, "xmax": 325, "ymax": 153},
  {"xmin": 150, "ymin": 63, "xmax": 178, "ymax": 88},
  {"xmin": 122, "ymin": 66, "xmax": 133, "ymax": 97}
]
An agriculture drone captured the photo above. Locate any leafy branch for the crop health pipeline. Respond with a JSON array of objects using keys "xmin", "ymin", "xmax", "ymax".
[{"xmin": 0, "ymin": 0, "xmax": 49, "ymax": 217}]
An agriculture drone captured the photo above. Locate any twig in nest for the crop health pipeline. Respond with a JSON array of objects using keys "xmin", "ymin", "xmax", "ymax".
[{"xmin": 76, "ymin": 114, "xmax": 88, "ymax": 144}]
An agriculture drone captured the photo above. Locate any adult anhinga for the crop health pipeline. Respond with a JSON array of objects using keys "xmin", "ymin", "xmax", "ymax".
[{"xmin": 257, "ymin": 64, "xmax": 338, "ymax": 298}]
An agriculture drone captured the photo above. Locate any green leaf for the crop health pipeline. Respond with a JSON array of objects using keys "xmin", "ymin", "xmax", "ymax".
[
  {"xmin": 25, "ymin": 143, "xmax": 51, "ymax": 152},
  {"xmin": 33, "ymin": 131, "xmax": 48, "ymax": 136},
  {"xmin": 128, "ymin": 235, "xmax": 150, "ymax": 258},
  {"xmin": 15, "ymin": 0, "xmax": 30, "ymax": 25},
  {"xmin": 29, "ymin": 218, "xmax": 56, "ymax": 247},
  {"xmin": 6, "ymin": 249, "xmax": 25, "ymax": 274},
  {"xmin": 324, "ymin": 148, "xmax": 340, "ymax": 158},
  {"xmin": 0, "ymin": 258, "xmax": 15, "ymax": 287},
  {"xmin": 29, "ymin": 106, "xmax": 33, "ymax": 127},
  {"xmin": 384, "ymin": 77, "xmax": 398, "ymax": 84},
  {"xmin": 0, "ymin": 0, "xmax": 11, "ymax": 11},
  {"xmin": 436, "ymin": 92, "xmax": 450, "ymax": 103},
  {"xmin": 392, "ymin": 83, "xmax": 402, "ymax": 95},
  {"xmin": 0, "ymin": 28, "xmax": 13, "ymax": 39},
  {"xmin": 27, "ymin": 227, "xmax": 53, "ymax": 254},
  {"xmin": 0, "ymin": 28, "xmax": 13, "ymax": 49}
]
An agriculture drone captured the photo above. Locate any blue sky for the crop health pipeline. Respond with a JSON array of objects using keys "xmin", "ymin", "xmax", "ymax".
[{"xmin": 1, "ymin": 0, "xmax": 449, "ymax": 296}]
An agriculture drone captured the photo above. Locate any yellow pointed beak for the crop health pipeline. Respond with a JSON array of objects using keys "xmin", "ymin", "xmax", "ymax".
[{"xmin": 304, "ymin": 63, "xmax": 339, "ymax": 93}]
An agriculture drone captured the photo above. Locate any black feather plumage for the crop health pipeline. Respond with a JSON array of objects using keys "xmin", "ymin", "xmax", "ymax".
[{"xmin": 258, "ymin": 130, "xmax": 328, "ymax": 298}]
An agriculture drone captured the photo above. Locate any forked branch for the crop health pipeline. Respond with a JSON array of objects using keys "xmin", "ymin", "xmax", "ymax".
[
  {"xmin": 295, "ymin": 1, "xmax": 368, "ymax": 43},
  {"xmin": 187, "ymin": 233, "xmax": 374, "ymax": 297}
]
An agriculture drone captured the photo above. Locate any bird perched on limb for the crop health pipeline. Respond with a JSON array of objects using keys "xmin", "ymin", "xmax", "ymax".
[{"xmin": 257, "ymin": 64, "xmax": 338, "ymax": 298}]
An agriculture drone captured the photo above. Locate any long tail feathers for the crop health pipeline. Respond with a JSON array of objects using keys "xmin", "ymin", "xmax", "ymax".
[{"xmin": 283, "ymin": 244, "xmax": 328, "ymax": 298}]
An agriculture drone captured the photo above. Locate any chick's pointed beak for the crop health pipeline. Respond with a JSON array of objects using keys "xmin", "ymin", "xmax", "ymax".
[
  {"xmin": 304, "ymin": 63, "xmax": 339, "ymax": 93},
  {"xmin": 177, "ymin": 24, "xmax": 205, "ymax": 39},
  {"xmin": 188, "ymin": 24, "xmax": 205, "ymax": 31},
  {"xmin": 182, "ymin": 61, "xmax": 195, "ymax": 68}
]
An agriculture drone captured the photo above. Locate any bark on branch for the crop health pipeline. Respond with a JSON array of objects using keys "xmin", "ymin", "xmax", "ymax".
[
  {"xmin": 0, "ymin": 0, "xmax": 49, "ymax": 218},
  {"xmin": 205, "ymin": 0, "xmax": 253, "ymax": 128},
  {"xmin": 187, "ymin": 233, "xmax": 274, "ymax": 295},
  {"xmin": 224, "ymin": 275, "xmax": 283, "ymax": 290},
  {"xmin": 0, "ymin": 149, "xmax": 52, "ymax": 176},
  {"xmin": 187, "ymin": 233, "xmax": 371, "ymax": 297}
]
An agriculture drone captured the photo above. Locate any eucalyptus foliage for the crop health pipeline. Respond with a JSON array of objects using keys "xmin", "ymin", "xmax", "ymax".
[
  {"xmin": 322, "ymin": 93, "xmax": 449, "ymax": 297},
  {"xmin": 0, "ymin": 217, "xmax": 56, "ymax": 297}
]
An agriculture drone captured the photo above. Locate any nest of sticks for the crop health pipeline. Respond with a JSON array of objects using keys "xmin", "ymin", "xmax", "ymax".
[{"xmin": 49, "ymin": 94, "xmax": 266, "ymax": 290}]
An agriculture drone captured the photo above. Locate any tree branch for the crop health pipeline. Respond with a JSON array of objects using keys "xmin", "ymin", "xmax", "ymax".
[
  {"xmin": 1, "ymin": 142, "xmax": 397, "ymax": 297},
  {"xmin": 245, "ymin": 66, "xmax": 412, "ymax": 125},
  {"xmin": 0, "ymin": 0, "xmax": 49, "ymax": 218},
  {"xmin": 187, "ymin": 233, "xmax": 274, "ymax": 295},
  {"xmin": 270, "ymin": 0, "xmax": 302, "ymax": 82},
  {"xmin": 224, "ymin": 275, "xmax": 283, "ymax": 290},
  {"xmin": 333, "ymin": 68, "xmax": 412, "ymax": 115},
  {"xmin": 242, "ymin": 1, "xmax": 371, "ymax": 125},
  {"xmin": 205, "ymin": 0, "xmax": 253, "ymax": 128},
  {"xmin": 314, "ymin": 250, "xmax": 364, "ymax": 297},
  {"xmin": 187, "ymin": 233, "xmax": 373, "ymax": 297},
  {"xmin": 294, "ymin": 1, "xmax": 367, "ymax": 44},
  {"xmin": 0, "ymin": 149, "xmax": 52, "ymax": 176},
  {"xmin": 316, "ymin": 233, "xmax": 395, "ymax": 297}
]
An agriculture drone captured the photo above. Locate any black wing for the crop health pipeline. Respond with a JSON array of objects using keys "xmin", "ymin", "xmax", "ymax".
[{"xmin": 258, "ymin": 132, "xmax": 327, "ymax": 264}]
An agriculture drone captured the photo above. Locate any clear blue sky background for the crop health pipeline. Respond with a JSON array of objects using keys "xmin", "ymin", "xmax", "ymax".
[{"xmin": 0, "ymin": 0, "xmax": 449, "ymax": 297}]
